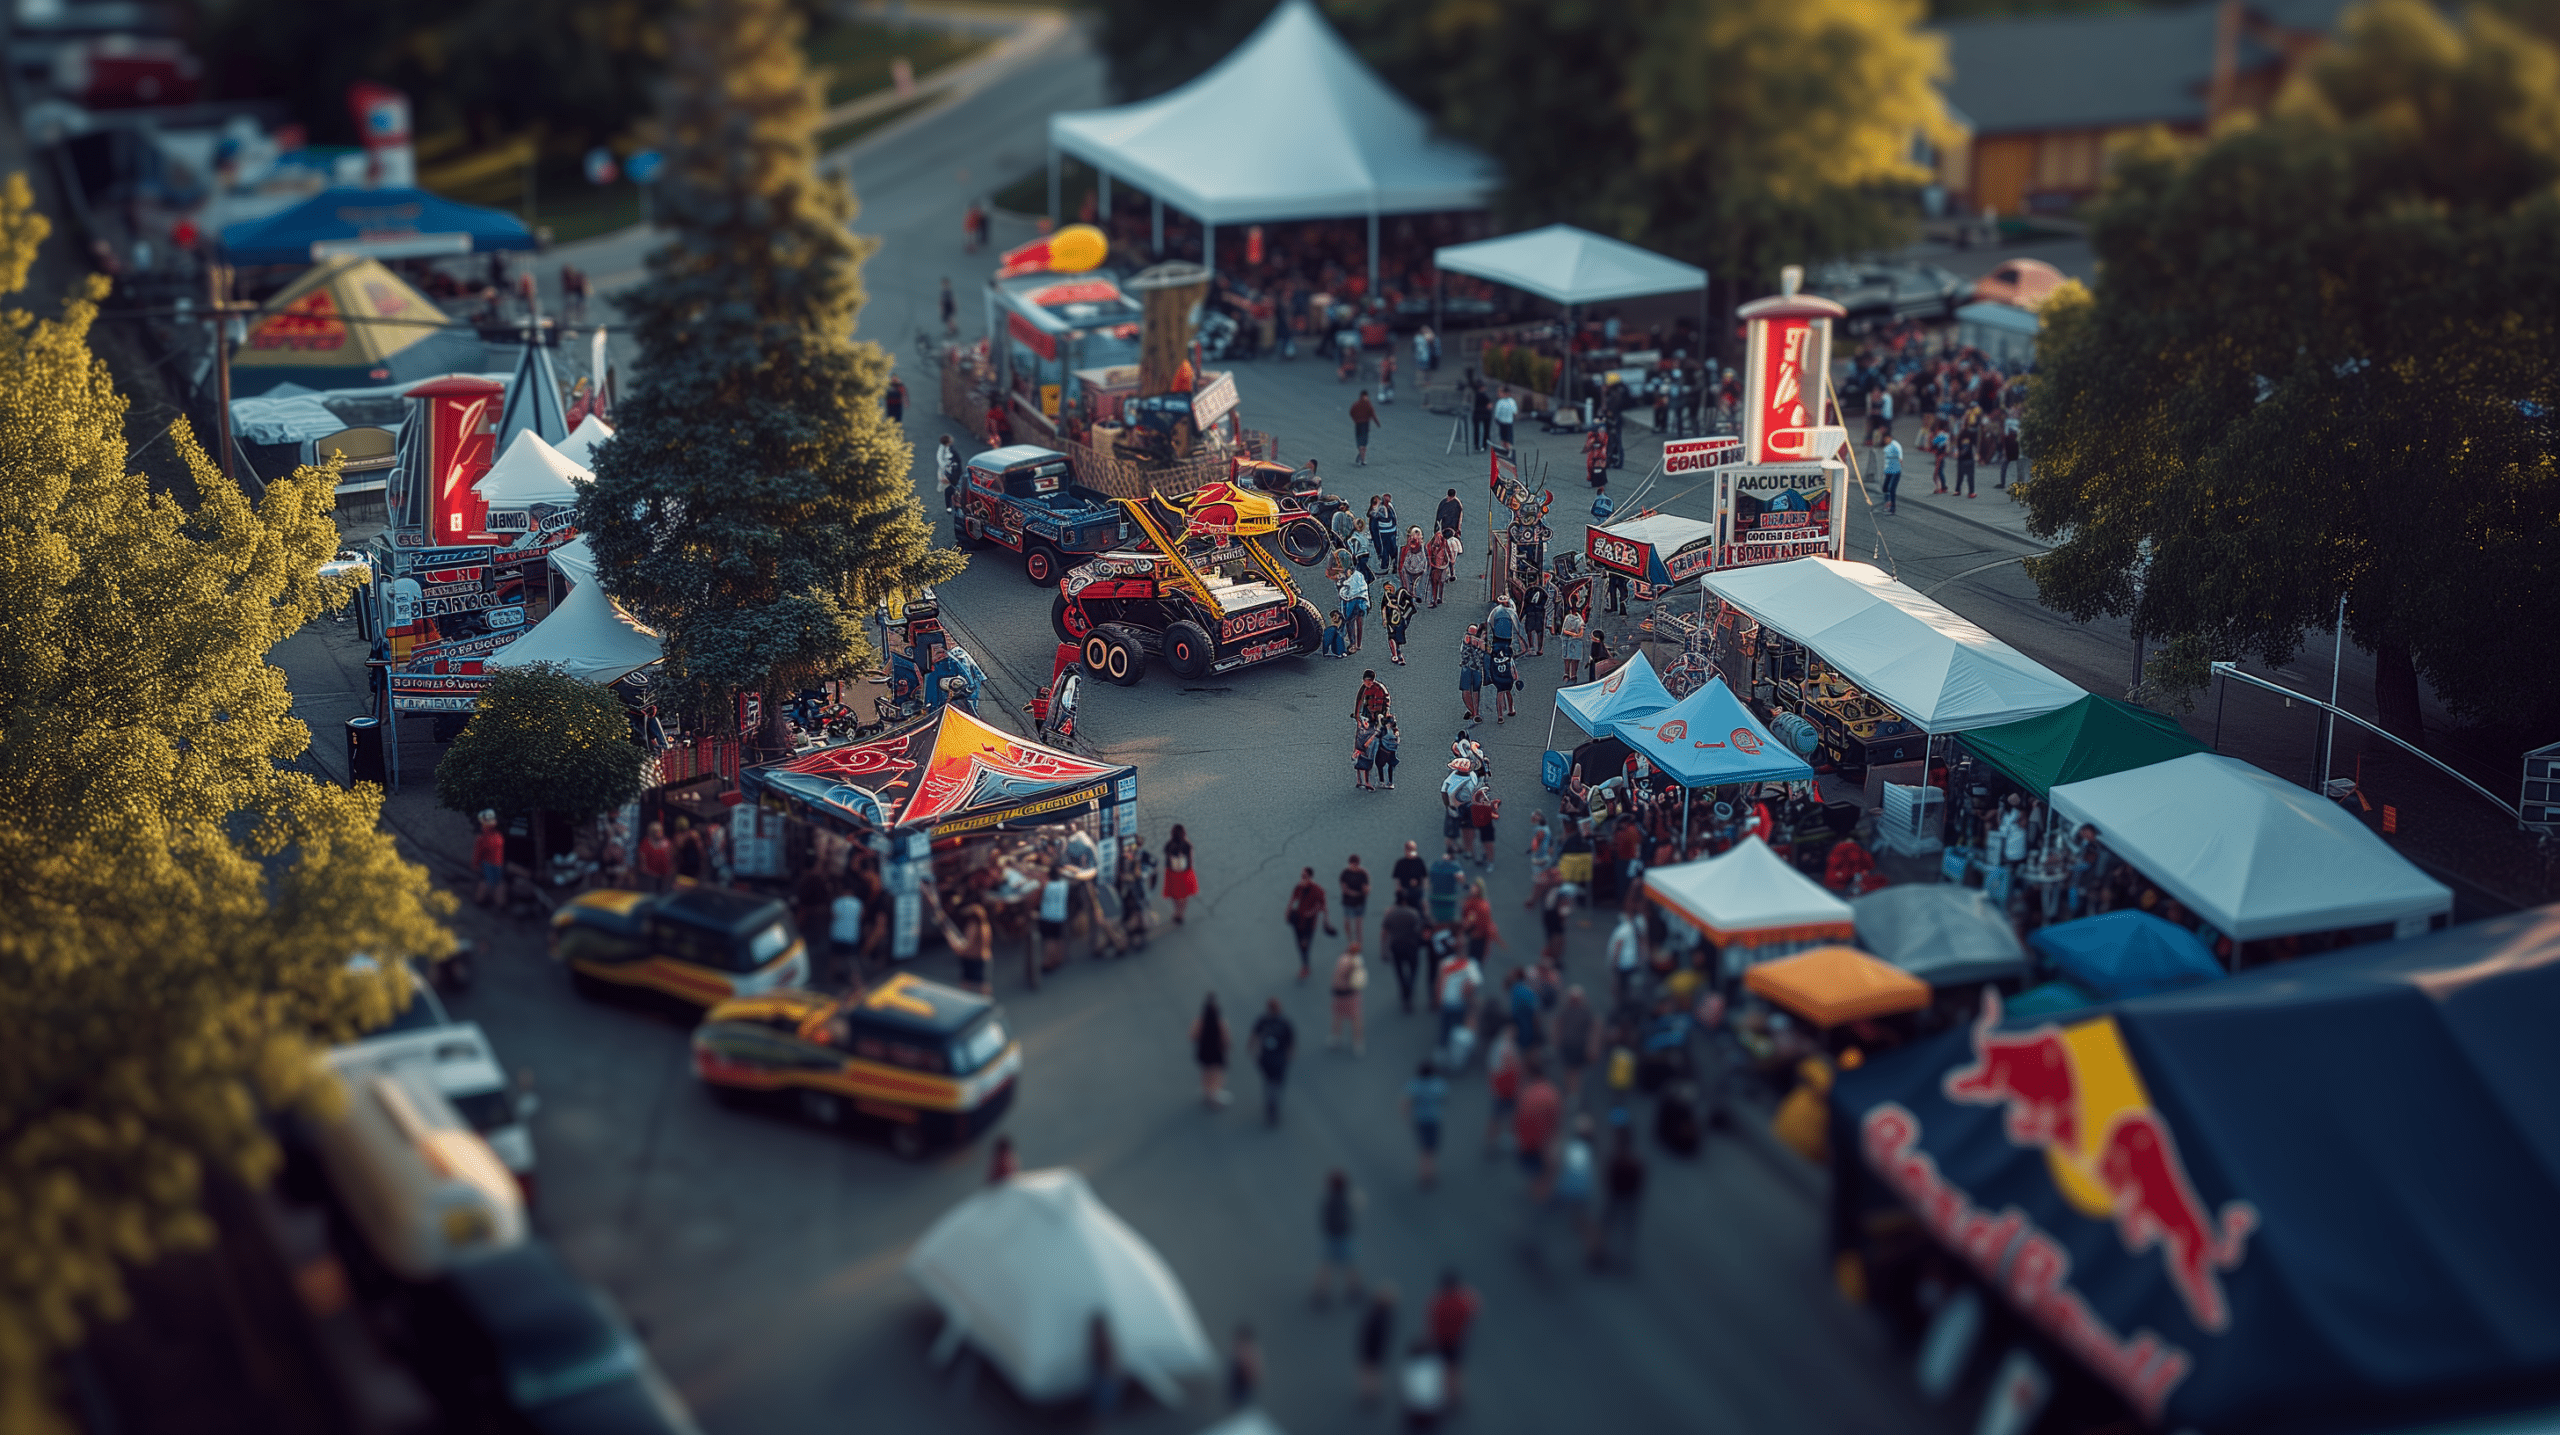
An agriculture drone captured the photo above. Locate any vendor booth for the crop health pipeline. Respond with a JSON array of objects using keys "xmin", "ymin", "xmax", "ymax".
[
  {"xmin": 484, "ymin": 579, "xmax": 661, "ymax": 685},
  {"xmin": 1644, "ymin": 837, "xmax": 1856, "ymax": 971},
  {"xmin": 1047, "ymin": 0, "xmax": 1494, "ymax": 290},
  {"xmin": 2048, "ymin": 753, "xmax": 2452, "ymax": 953},
  {"xmin": 1609, "ymin": 677, "xmax": 1812, "ymax": 791},
  {"xmin": 1584, "ymin": 513, "xmax": 1716, "ymax": 602},
  {"xmin": 2025, "ymin": 910, "xmax": 2223, "ymax": 999},
  {"xmin": 1743, "ymin": 945, "xmax": 1930, "ymax": 1028},
  {"xmin": 1703, "ymin": 556, "xmax": 2082, "ymax": 780},
  {"xmin": 225, "ymin": 255, "xmax": 489, "ymax": 396},
  {"xmin": 1543, "ymin": 650, "xmax": 1675, "ymax": 790},
  {"xmin": 1830, "ymin": 905, "xmax": 2560, "ymax": 1435},
  {"xmin": 1432, "ymin": 224, "xmax": 1710, "ymax": 415},
  {"xmin": 1955, "ymin": 694, "xmax": 2207, "ymax": 798},
  {"xmin": 1850, "ymin": 885, "xmax": 2027, "ymax": 989}
]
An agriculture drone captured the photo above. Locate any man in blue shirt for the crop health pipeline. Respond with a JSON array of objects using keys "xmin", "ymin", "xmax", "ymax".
[{"xmin": 1427, "ymin": 844, "xmax": 1467, "ymax": 926}]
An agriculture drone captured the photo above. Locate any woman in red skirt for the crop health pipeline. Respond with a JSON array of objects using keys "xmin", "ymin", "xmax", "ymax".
[{"xmin": 1162, "ymin": 824, "xmax": 1199, "ymax": 925}]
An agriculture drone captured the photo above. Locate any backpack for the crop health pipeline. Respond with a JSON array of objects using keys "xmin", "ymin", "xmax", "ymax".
[
  {"xmin": 1590, "ymin": 492, "xmax": 1615, "ymax": 519},
  {"xmin": 1491, "ymin": 608, "xmax": 1515, "ymax": 641}
]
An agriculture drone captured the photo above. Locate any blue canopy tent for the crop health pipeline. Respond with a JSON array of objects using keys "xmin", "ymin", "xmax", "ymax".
[
  {"xmin": 1610, "ymin": 678, "xmax": 1812, "ymax": 788},
  {"xmin": 2029, "ymin": 909, "xmax": 2225, "ymax": 999},
  {"xmin": 1831, "ymin": 905, "xmax": 2560, "ymax": 1435},
  {"xmin": 1543, "ymin": 650, "xmax": 1674, "ymax": 790},
  {"xmin": 221, "ymin": 188, "xmax": 535, "ymax": 266}
]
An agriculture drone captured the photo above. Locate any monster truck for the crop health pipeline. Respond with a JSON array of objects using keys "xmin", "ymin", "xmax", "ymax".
[{"xmin": 1049, "ymin": 492, "xmax": 1324, "ymax": 684}]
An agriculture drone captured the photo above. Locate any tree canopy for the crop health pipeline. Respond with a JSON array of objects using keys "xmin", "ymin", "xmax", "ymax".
[
  {"xmin": 577, "ymin": 0, "xmax": 960, "ymax": 734},
  {"xmin": 436, "ymin": 665, "xmax": 647, "ymax": 826},
  {"xmin": 0, "ymin": 173, "xmax": 450, "ymax": 1432},
  {"xmin": 2019, "ymin": 0, "xmax": 2560, "ymax": 735}
]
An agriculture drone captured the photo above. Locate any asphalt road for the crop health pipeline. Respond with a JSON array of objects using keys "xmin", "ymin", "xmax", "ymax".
[
  {"xmin": 381, "ymin": 22, "xmax": 2521, "ymax": 1435},
  {"xmin": 387, "ymin": 20, "xmax": 1979, "ymax": 1435}
]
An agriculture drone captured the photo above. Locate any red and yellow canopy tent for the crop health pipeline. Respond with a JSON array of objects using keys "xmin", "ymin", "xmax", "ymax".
[{"xmin": 739, "ymin": 705, "xmax": 1135, "ymax": 841}]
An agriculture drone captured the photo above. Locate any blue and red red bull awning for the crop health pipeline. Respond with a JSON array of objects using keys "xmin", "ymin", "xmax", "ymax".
[{"xmin": 1831, "ymin": 905, "xmax": 2560, "ymax": 1433}]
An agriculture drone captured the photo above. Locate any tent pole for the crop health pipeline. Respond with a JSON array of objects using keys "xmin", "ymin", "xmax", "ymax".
[
  {"xmin": 1151, "ymin": 198, "xmax": 1162, "ymax": 255},
  {"xmin": 1047, "ymin": 146, "xmax": 1059, "ymax": 224},
  {"xmin": 1434, "ymin": 268, "xmax": 1443, "ymax": 350},
  {"xmin": 1682, "ymin": 786, "xmax": 1690, "ymax": 852},
  {"xmin": 1204, "ymin": 221, "xmax": 1215, "ymax": 276},
  {"xmin": 1367, "ymin": 210, "xmax": 1380, "ymax": 308}
]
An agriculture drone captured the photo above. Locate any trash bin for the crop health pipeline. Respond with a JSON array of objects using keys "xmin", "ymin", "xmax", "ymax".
[{"xmin": 346, "ymin": 716, "xmax": 385, "ymax": 788}]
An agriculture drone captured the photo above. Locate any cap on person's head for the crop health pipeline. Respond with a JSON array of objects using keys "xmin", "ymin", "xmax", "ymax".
[{"xmin": 478, "ymin": 809, "xmax": 498, "ymax": 824}]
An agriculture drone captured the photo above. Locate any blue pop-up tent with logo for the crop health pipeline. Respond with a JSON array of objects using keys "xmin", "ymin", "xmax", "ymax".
[
  {"xmin": 1830, "ymin": 906, "xmax": 2560, "ymax": 1434},
  {"xmin": 222, "ymin": 187, "xmax": 535, "ymax": 265},
  {"xmin": 1608, "ymin": 677, "xmax": 1812, "ymax": 789}
]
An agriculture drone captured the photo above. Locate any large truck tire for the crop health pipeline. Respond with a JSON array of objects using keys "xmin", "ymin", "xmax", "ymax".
[{"xmin": 1163, "ymin": 620, "xmax": 1215, "ymax": 680}]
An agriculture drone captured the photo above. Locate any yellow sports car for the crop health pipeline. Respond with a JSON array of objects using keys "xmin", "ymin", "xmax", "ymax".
[{"xmin": 688, "ymin": 976, "xmax": 1019, "ymax": 1158}]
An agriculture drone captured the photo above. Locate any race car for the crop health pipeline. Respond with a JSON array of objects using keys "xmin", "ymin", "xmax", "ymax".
[
  {"xmin": 549, "ymin": 888, "xmax": 809, "ymax": 1009},
  {"xmin": 1051, "ymin": 491, "xmax": 1324, "ymax": 684},
  {"xmin": 953, "ymin": 444, "xmax": 1133, "ymax": 586},
  {"xmin": 688, "ymin": 976, "xmax": 1020, "ymax": 1158}
]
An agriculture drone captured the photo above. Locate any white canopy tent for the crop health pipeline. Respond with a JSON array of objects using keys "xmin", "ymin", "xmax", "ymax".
[
  {"xmin": 907, "ymin": 1168, "xmax": 1215, "ymax": 1406},
  {"xmin": 1851, "ymin": 884, "xmax": 2027, "ymax": 988},
  {"xmin": 485, "ymin": 578, "xmax": 662, "ymax": 684},
  {"xmin": 2049, "ymin": 753, "xmax": 2453, "ymax": 944},
  {"xmin": 1434, "ymin": 225, "xmax": 1706, "ymax": 307},
  {"xmin": 1644, "ymin": 837, "xmax": 1856, "ymax": 972},
  {"xmin": 555, "ymin": 413, "xmax": 614, "ymax": 469},
  {"xmin": 473, "ymin": 429, "xmax": 590, "ymax": 508},
  {"xmin": 544, "ymin": 533, "xmax": 599, "ymax": 590},
  {"xmin": 1046, "ymin": 0, "xmax": 1494, "ymax": 286},
  {"xmin": 1704, "ymin": 557, "xmax": 2082, "ymax": 733}
]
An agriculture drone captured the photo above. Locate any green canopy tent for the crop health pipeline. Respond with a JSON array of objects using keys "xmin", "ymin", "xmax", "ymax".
[{"xmin": 1955, "ymin": 694, "xmax": 2206, "ymax": 798}]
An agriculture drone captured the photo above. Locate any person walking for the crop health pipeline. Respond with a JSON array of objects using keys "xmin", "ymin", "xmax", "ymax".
[
  {"xmin": 1442, "ymin": 758, "xmax": 1482, "ymax": 862},
  {"xmin": 1427, "ymin": 1272, "xmax": 1480, "ymax": 1406},
  {"xmin": 1368, "ymin": 495, "xmax": 1400, "ymax": 571},
  {"xmin": 1434, "ymin": 487, "xmax": 1466, "ymax": 540},
  {"xmin": 471, "ymin": 810, "xmax": 506, "ymax": 907},
  {"xmin": 1597, "ymin": 1126, "xmax": 1646, "ymax": 1268},
  {"xmin": 1556, "ymin": 1113, "xmax": 1599, "ymax": 1264},
  {"xmin": 1460, "ymin": 879, "xmax": 1504, "ymax": 963},
  {"xmin": 1953, "ymin": 412, "xmax": 1978, "ymax": 498},
  {"xmin": 1487, "ymin": 641, "xmax": 1518, "ymax": 725},
  {"xmin": 1930, "ymin": 418, "xmax": 1951, "ymax": 494},
  {"xmin": 961, "ymin": 202, "xmax": 985, "ymax": 253},
  {"xmin": 1191, "ymin": 992, "xmax": 1232, "ymax": 1108},
  {"xmin": 1162, "ymin": 825, "xmax": 1198, "ymax": 924},
  {"xmin": 1483, "ymin": 1028, "xmax": 1521, "ymax": 1158},
  {"xmin": 939, "ymin": 277, "xmax": 957, "ymax": 337},
  {"xmin": 1314, "ymin": 1169, "xmax": 1364, "ymax": 1304},
  {"xmin": 1397, "ymin": 524, "xmax": 1429, "ymax": 601},
  {"xmin": 1286, "ymin": 867, "xmax": 1332, "ymax": 981},
  {"xmin": 1470, "ymin": 384, "xmax": 1493, "ymax": 452},
  {"xmin": 1402, "ymin": 1059, "xmax": 1450, "ymax": 1187},
  {"xmin": 1252, "ymin": 998, "xmax": 1296, "ymax": 1125},
  {"xmin": 1382, "ymin": 898, "xmax": 1424, "ymax": 1013},
  {"xmin": 1586, "ymin": 624, "xmax": 1613, "ymax": 679},
  {"xmin": 1434, "ymin": 926, "xmax": 1484, "ymax": 1060},
  {"xmin": 1492, "ymin": 388, "xmax": 1518, "ymax": 451},
  {"xmin": 1514, "ymin": 1056, "xmax": 1563, "ymax": 1201},
  {"xmin": 1030, "ymin": 865, "xmax": 1070, "ymax": 986},
  {"xmin": 1553, "ymin": 986, "xmax": 1598, "ymax": 1106},
  {"xmin": 884, "ymin": 374, "xmax": 907, "ymax": 425},
  {"xmin": 1427, "ymin": 843, "xmax": 1467, "ymax": 927},
  {"xmin": 1349, "ymin": 389, "xmax": 1382, "ymax": 466},
  {"xmin": 1381, "ymin": 580, "xmax": 1416, "ymax": 667},
  {"xmin": 1424, "ymin": 527, "xmax": 1453, "ymax": 608},
  {"xmin": 2000, "ymin": 415, "xmax": 2022, "ymax": 488},
  {"xmin": 1374, "ymin": 715, "xmax": 1402, "ymax": 789},
  {"xmin": 935, "ymin": 434, "xmax": 962, "ymax": 509},
  {"xmin": 1338, "ymin": 561, "xmax": 1370, "ymax": 653},
  {"xmin": 1356, "ymin": 1283, "xmax": 1398, "ymax": 1406},
  {"xmin": 1879, "ymin": 434, "xmax": 1904, "ymax": 515},
  {"xmin": 1559, "ymin": 607, "xmax": 1587, "ymax": 684},
  {"xmin": 1379, "ymin": 350, "xmax": 1397, "ymax": 405},
  {"xmin": 1522, "ymin": 578, "xmax": 1549, "ymax": 656},
  {"xmin": 1393, "ymin": 839, "xmax": 1430, "ymax": 913},
  {"xmin": 1339, "ymin": 854, "xmax": 1373, "ymax": 951},
  {"xmin": 1469, "ymin": 779, "xmax": 1501, "ymax": 864},
  {"xmin": 1354, "ymin": 714, "xmax": 1378, "ymax": 792},
  {"xmin": 1456, "ymin": 626, "xmax": 1486, "ymax": 725},
  {"xmin": 1329, "ymin": 946, "xmax": 1367, "ymax": 1053}
]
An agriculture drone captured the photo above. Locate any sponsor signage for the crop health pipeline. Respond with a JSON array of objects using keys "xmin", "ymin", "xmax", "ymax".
[
  {"xmin": 1713, "ymin": 461, "xmax": 1844, "ymax": 570},
  {"xmin": 1662, "ymin": 435, "xmax": 1742, "ymax": 477},
  {"xmin": 1743, "ymin": 312, "xmax": 1833, "ymax": 464},
  {"xmin": 1190, "ymin": 371, "xmax": 1239, "ymax": 430},
  {"xmin": 1219, "ymin": 606, "xmax": 1290, "ymax": 644}
]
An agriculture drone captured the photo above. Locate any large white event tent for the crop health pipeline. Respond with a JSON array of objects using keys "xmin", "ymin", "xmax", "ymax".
[
  {"xmin": 1434, "ymin": 224, "xmax": 1709, "ymax": 391},
  {"xmin": 1046, "ymin": 0, "xmax": 1494, "ymax": 287},
  {"xmin": 1704, "ymin": 557, "xmax": 2082, "ymax": 733},
  {"xmin": 485, "ymin": 578, "xmax": 662, "ymax": 685},
  {"xmin": 2049, "ymin": 753, "xmax": 2453, "ymax": 945}
]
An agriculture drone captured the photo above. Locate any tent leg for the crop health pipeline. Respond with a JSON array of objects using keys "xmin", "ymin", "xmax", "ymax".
[
  {"xmin": 1682, "ymin": 786, "xmax": 1691, "ymax": 851},
  {"xmin": 1204, "ymin": 221, "xmax": 1215, "ymax": 276},
  {"xmin": 1151, "ymin": 198, "xmax": 1162, "ymax": 255},
  {"xmin": 1046, "ymin": 146, "xmax": 1059, "ymax": 224}
]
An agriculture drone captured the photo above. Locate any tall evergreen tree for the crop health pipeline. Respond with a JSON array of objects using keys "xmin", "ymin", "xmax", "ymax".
[
  {"xmin": 0, "ymin": 173, "xmax": 451, "ymax": 1431},
  {"xmin": 578, "ymin": 0, "xmax": 961, "ymax": 740}
]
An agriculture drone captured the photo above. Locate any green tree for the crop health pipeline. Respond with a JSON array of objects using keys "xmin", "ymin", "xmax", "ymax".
[
  {"xmin": 436, "ymin": 665, "xmax": 646, "ymax": 836},
  {"xmin": 2019, "ymin": 0, "xmax": 2560, "ymax": 735},
  {"xmin": 577, "ymin": 0, "xmax": 960, "ymax": 748},
  {"xmin": 0, "ymin": 173, "xmax": 451, "ymax": 1432}
]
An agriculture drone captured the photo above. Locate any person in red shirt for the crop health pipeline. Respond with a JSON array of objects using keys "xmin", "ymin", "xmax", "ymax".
[
  {"xmin": 1353, "ymin": 669, "xmax": 1392, "ymax": 724},
  {"xmin": 1513, "ymin": 1057, "xmax": 1563, "ymax": 1198},
  {"xmin": 471, "ymin": 810, "xmax": 507, "ymax": 907},
  {"xmin": 636, "ymin": 820, "xmax": 675, "ymax": 892},
  {"xmin": 1426, "ymin": 1270, "xmax": 1480, "ymax": 1404}
]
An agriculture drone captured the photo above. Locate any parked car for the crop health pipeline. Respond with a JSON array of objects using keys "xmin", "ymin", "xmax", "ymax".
[
  {"xmin": 334, "ymin": 1022, "xmax": 539, "ymax": 1206},
  {"xmin": 302, "ymin": 1061, "xmax": 527, "ymax": 1282},
  {"xmin": 550, "ymin": 887, "xmax": 809, "ymax": 1009},
  {"xmin": 690, "ymin": 975, "xmax": 1021, "ymax": 1158},
  {"xmin": 1807, "ymin": 262, "xmax": 1965, "ymax": 323},
  {"xmin": 953, "ymin": 444, "xmax": 1133, "ymax": 586},
  {"xmin": 406, "ymin": 1239, "xmax": 703, "ymax": 1435}
]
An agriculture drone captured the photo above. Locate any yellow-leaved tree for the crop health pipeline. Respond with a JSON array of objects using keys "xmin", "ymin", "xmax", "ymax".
[{"xmin": 0, "ymin": 173, "xmax": 452, "ymax": 1432}]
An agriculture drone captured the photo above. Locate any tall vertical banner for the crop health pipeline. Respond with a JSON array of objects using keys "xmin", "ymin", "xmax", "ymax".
[{"xmin": 1738, "ymin": 290, "xmax": 1847, "ymax": 465}]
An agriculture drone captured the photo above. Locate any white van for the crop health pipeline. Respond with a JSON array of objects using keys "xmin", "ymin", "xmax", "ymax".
[
  {"xmin": 306, "ymin": 1060, "xmax": 527, "ymax": 1281},
  {"xmin": 333, "ymin": 1022, "xmax": 538, "ymax": 1203}
]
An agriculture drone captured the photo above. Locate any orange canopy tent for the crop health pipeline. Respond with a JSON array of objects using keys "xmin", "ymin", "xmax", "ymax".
[{"xmin": 1743, "ymin": 945, "xmax": 1929, "ymax": 1028}]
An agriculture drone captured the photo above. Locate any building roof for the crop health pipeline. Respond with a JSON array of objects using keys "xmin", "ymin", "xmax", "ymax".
[{"xmin": 1932, "ymin": 0, "xmax": 2352, "ymax": 136}]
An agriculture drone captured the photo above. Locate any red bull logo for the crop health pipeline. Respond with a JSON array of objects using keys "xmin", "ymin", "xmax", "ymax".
[{"xmin": 1943, "ymin": 992, "xmax": 2258, "ymax": 1335}]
